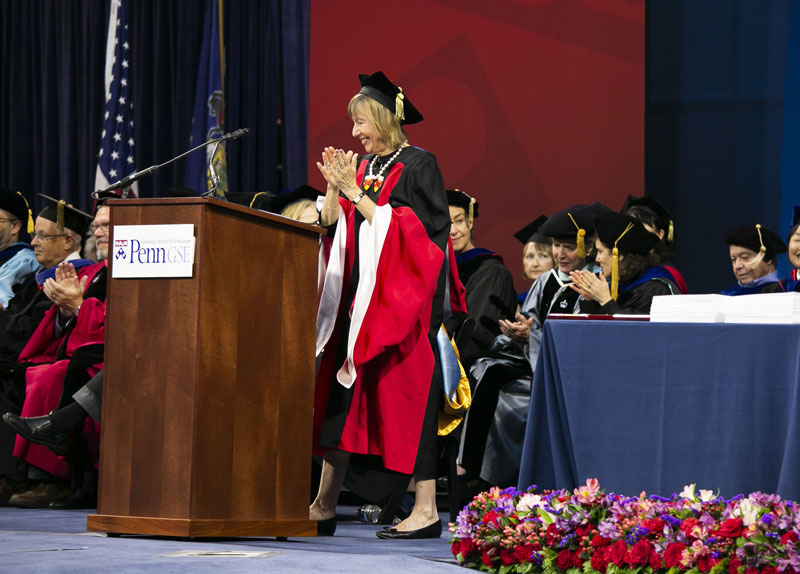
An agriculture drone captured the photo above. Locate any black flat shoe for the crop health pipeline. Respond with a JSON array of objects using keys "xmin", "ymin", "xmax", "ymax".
[
  {"xmin": 316, "ymin": 516, "xmax": 337, "ymax": 536},
  {"xmin": 375, "ymin": 519, "xmax": 441, "ymax": 540}
]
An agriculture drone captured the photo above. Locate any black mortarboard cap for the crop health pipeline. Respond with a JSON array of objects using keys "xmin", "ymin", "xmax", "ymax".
[
  {"xmin": 513, "ymin": 215, "xmax": 548, "ymax": 244},
  {"xmin": 0, "ymin": 188, "xmax": 34, "ymax": 233},
  {"xmin": 225, "ymin": 191, "xmax": 273, "ymax": 211},
  {"xmin": 37, "ymin": 194, "xmax": 93, "ymax": 236},
  {"xmin": 446, "ymin": 189, "xmax": 478, "ymax": 223},
  {"xmin": 792, "ymin": 205, "xmax": 800, "ymax": 228},
  {"xmin": 270, "ymin": 185, "xmax": 323, "ymax": 214},
  {"xmin": 358, "ymin": 71, "xmax": 423, "ymax": 125},
  {"xmin": 724, "ymin": 224, "xmax": 786, "ymax": 261},
  {"xmin": 540, "ymin": 202, "xmax": 615, "ymax": 258},
  {"xmin": 621, "ymin": 194, "xmax": 674, "ymax": 242},
  {"xmin": 595, "ymin": 213, "xmax": 660, "ymax": 254},
  {"xmin": 540, "ymin": 203, "xmax": 614, "ymax": 239}
]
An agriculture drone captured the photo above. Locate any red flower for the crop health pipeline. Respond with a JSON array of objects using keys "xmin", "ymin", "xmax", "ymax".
[
  {"xmin": 698, "ymin": 554, "xmax": 716, "ymax": 572},
  {"xmin": 625, "ymin": 539, "xmax": 652, "ymax": 568},
  {"xmin": 591, "ymin": 535, "xmax": 612, "ymax": 547},
  {"xmin": 649, "ymin": 546, "xmax": 663, "ymax": 570},
  {"xmin": 591, "ymin": 547, "xmax": 608, "ymax": 573},
  {"xmin": 556, "ymin": 549, "xmax": 572, "ymax": 570},
  {"xmin": 514, "ymin": 544, "xmax": 537, "ymax": 563},
  {"xmin": 546, "ymin": 523, "xmax": 559, "ymax": 546},
  {"xmin": 744, "ymin": 568, "xmax": 759, "ymax": 574},
  {"xmin": 482, "ymin": 510, "xmax": 501, "ymax": 527},
  {"xmin": 680, "ymin": 517, "xmax": 700, "ymax": 538},
  {"xmin": 728, "ymin": 557, "xmax": 742, "ymax": 574},
  {"xmin": 782, "ymin": 531, "xmax": 799, "ymax": 545},
  {"xmin": 715, "ymin": 518, "xmax": 744, "ymax": 539},
  {"xmin": 451, "ymin": 541, "xmax": 460, "ymax": 558},
  {"xmin": 762, "ymin": 566, "xmax": 779, "ymax": 574},
  {"xmin": 500, "ymin": 548, "xmax": 517, "ymax": 566},
  {"xmin": 641, "ymin": 518, "xmax": 665, "ymax": 537},
  {"xmin": 608, "ymin": 539, "xmax": 626, "ymax": 566},
  {"xmin": 664, "ymin": 542, "xmax": 686, "ymax": 568},
  {"xmin": 570, "ymin": 550, "xmax": 583, "ymax": 568},
  {"xmin": 576, "ymin": 523, "xmax": 591, "ymax": 537},
  {"xmin": 460, "ymin": 538, "xmax": 477, "ymax": 558},
  {"xmin": 481, "ymin": 549, "xmax": 495, "ymax": 567}
]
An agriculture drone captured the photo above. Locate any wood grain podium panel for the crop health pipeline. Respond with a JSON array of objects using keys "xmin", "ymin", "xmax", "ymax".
[{"xmin": 88, "ymin": 198, "xmax": 320, "ymax": 538}]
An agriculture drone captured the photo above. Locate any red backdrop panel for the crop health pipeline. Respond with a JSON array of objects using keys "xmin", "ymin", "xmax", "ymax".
[{"xmin": 309, "ymin": 0, "xmax": 644, "ymax": 293}]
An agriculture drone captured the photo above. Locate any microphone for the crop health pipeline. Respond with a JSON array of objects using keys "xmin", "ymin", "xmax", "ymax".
[
  {"xmin": 222, "ymin": 128, "xmax": 250, "ymax": 140},
  {"xmin": 92, "ymin": 128, "xmax": 251, "ymax": 198}
]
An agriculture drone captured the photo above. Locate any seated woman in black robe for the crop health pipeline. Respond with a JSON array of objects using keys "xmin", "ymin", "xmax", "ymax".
[{"xmin": 571, "ymin": 213, "xmax": 678, "ymax": 314}]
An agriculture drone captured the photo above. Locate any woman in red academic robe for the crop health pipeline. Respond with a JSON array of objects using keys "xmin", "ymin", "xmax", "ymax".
[{"xmin": 310, "ymin": 72, "xmax": 450, "ymax": 539}]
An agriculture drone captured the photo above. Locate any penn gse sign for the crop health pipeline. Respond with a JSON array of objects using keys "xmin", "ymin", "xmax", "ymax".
[{"xmin": 112, "ymin": 224, "xmax": 196, "ymax": 278}]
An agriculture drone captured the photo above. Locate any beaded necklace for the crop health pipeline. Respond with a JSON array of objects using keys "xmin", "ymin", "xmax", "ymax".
[{"xmin": 362, "ymin": 142, "xmax": 408, "ymax": 192}]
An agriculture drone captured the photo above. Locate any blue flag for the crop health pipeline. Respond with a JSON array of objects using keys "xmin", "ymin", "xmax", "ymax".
[
  {"xmin": 95, "ymin": 0, "xmax": 137, "ymax": 197},
  {"xmin": 185, "ymin": 0, "xmax": 227, "ymax": 197}
]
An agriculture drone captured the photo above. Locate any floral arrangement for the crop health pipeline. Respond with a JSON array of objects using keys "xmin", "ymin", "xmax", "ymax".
[{"xmin": 450, "ymin": 479, "xmax": 800, "ymax": 574}]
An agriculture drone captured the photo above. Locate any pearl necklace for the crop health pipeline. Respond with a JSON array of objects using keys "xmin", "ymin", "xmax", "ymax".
[{"xmin": 363, "ymin": 142, "xmax": 408, "ymax": 192}]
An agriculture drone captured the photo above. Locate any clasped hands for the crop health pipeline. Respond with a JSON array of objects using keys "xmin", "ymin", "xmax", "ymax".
[
  {"xmin": 316, "ymin": 146, "xmax": 360, "ymax": 201},
  {"xmin": 43, "ymin": 262, "xmax": 87, "ymax": 318},
  {"xmin": 499, "ymin": 312, "xmax": 534, "ymax": 342},
  {"xmin": 568, "ymin": 269, "xmax": 612, "ymax": 306}
]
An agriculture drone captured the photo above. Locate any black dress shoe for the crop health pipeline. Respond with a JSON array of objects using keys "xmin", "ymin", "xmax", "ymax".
[
  {"xmin": 316, "ymin": 516, "xmax": 337, "ymax": 536},
  {"xmin": 2, "ymin": 413, "xmax": 71, "ymax": 456},
  {"xmin": 375, "ymin": 519, "xmax": 442, "ymax": 540}
]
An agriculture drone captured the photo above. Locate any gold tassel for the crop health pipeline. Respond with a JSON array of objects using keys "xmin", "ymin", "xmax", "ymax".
[
  {"xmin": 567, "ymin": 212, "xmax": 585, "ymax": 258},
  {"xmin": 468, "ymin": 197, "xmax": 475, "ymax": 226},
  {"xmin": 249, "ymin": 191, "xmax": 267, "ymax": 209},
  {"xmin": 395, "ymin": 88, "xmax": 405, "ymax": 122},
  {"xmin": 667, "ymin": 220, "xmax": 674, "ymax": 243},
  {"xmin": 16, "ymin": 192, "xmax": 33, "ymax": 233},
  {"xmin": 745, "ymin": 224, "xmax": 767, "ymax": 269},
  {"xmin": 610, "ymin": 222, "xmax": 635, "ymax": 300},
  {"xmin": 56, "ymin": 200, "xmax": 65, "ymax": 232}
]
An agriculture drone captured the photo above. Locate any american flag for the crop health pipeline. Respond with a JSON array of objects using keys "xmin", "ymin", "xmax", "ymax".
[{"xmin": 95, "ymin": 0, "xmax": 137, "ymax": 197}]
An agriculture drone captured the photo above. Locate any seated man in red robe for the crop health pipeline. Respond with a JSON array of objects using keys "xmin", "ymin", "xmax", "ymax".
[{"xmin": 0, "ymin": 196, "xmax": 107, "ymax": 507}]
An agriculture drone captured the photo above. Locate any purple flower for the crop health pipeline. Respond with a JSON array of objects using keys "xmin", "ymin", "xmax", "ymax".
[
  {"xmin": 762, "ymin": 513, "xmax": 775, "ymax": 525},
  {"xmin": 598, "ymin": 519, "xmax": 617, "ymax": 539},
  {"xmin": 530, "ymin": 551, "xmax": 543, "ymax": 565}
]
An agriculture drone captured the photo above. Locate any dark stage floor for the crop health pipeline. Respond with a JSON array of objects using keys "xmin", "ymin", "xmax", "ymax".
[{"xmin": 0, "ymin": 506, "xmax": 461, "ymax": 573}]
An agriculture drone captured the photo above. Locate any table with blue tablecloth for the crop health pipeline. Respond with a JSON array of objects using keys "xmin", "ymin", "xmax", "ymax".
[{"xmin": 517, "ymin": 320, "xmax": 800, "ymax": 499}]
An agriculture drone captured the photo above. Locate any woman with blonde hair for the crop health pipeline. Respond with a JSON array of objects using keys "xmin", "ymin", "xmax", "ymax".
[{"xmin": 312, "ymin": 71, "xmax": 449, "ymax": 539}]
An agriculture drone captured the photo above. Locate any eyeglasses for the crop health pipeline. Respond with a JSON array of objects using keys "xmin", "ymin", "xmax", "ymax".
[
  {"xmin": 31, "ymin": 232, "xmax": 68, "ymax": 242},
  {"xmin": 89, "ymin": 223, "xmax": 110, "ymax": 234}
]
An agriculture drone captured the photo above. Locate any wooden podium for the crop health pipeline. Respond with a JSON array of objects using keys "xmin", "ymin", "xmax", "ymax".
[{"xmin": 87, "ymin": 197, "xmax": 321, "ymax": 538}]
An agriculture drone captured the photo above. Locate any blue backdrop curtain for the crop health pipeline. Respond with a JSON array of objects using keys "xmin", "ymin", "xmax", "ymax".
[
  {"xmin": 646, "ymin": 0, "xmax": 789, "ymax": 293},
  {"xmin": 0, "ymin": 0, "xmax": 309, "ymax": 215}
]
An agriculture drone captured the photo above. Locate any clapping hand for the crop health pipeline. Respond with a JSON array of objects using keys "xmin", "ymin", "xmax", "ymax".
[
  {"xmin": 43, "ymin": 262, "xmax": 87, "ymax": 318},
  {"xmin": 499, "ymin": 312, "xmax": 534, "ymax": 341},
  {"xmin": 569, "ymin": 269, "xmax": 612, "ymax": 305}
]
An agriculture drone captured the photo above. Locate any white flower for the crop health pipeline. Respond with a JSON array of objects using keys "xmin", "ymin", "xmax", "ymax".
[
  {"xmin": 733, "ymin": 499, "xmax": 759, "ymax": 526},
  {"xmin": 698, "ymin": 489, "xmax": 715, "ymax": 502},
  {"xmin": 679, "ymin": 484, "xmax": 697, "ymax": 501},
  {"xmin": 516, "ymin": 493, "xmax": 544, "ymax": 512}
]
